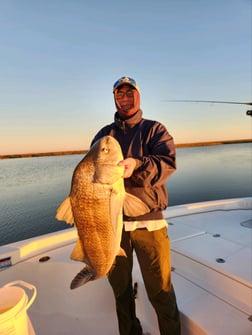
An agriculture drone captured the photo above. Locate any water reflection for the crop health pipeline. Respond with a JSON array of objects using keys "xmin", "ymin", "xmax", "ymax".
[
  {"xmin": 0, "ymin": 143, "xmax": 251, "ymax": 245},
  {"xmin": 168, "ymin": 143, "xmax": 252, "ymax": 205}
]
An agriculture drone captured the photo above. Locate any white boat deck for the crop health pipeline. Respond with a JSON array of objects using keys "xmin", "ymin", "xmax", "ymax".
[
  {"xmin": 0, "ymin": 198, "xmax": 252, "ymax": 335},
  {"xmin": 166, "ymin": 199, "xmax": 252, "ymax": 334}
]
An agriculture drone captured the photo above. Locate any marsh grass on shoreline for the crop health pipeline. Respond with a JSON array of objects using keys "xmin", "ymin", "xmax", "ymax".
[{"xmin": 1, "ymin": 139, "xmax": 251, "ymax": 159}]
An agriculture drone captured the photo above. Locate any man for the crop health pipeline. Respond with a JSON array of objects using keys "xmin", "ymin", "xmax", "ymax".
[{"xmin": 91, "ymin": 76, "xmax": 181, "ymax": 335}]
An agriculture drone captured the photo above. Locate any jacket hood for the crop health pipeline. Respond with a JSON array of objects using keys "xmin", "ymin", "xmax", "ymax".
[{"xmin": 114, "ymin": 109, "xmax": 143, "ymax": 130}]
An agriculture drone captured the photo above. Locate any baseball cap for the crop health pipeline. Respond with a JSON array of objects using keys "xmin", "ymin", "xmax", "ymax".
[{"xmin": 113, "ymin": 76, "xmax": 140, "ymax": 93}]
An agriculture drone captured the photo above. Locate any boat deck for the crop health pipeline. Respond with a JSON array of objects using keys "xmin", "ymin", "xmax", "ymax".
[
  {"xmin": 0, "ymin": 198, "xmax": 251, "ymax": 335},
  {"xmin": 167, "ymin": 200, "xmax": 252, "ymax": 334}
]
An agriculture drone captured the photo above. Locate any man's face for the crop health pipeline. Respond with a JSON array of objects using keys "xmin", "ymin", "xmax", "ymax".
[{"xmin": 114, "ymin": 84, "xmax": 136, "ymax": 118}]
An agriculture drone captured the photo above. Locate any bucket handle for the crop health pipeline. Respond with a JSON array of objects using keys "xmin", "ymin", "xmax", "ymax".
[{"xmin": 3, "ymin": 280, "xmax": 37, "ymax": 313}]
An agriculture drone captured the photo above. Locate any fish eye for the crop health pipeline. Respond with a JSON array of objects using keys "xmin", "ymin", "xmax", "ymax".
[{"xmin": 101, "ymin": 147, "xmax": 109, "ymax": 153}]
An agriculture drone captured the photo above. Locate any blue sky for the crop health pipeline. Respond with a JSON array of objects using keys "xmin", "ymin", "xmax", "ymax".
[{"xmin": 0, "ymin": 0, "xmax": 251, "ymax": 154}]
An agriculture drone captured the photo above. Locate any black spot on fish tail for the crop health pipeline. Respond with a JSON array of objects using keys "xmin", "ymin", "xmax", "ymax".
[{"xmin": 70, "ymin": 266, "xmax": 95, "ymax": 290}]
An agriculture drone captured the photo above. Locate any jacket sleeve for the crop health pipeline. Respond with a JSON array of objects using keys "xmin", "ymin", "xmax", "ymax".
[{"xmin": 130, "ymin": 122, "xmax": 176, "ymax": 187}]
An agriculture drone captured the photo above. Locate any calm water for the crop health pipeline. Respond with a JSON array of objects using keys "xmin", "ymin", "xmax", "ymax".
[{"xmin": 0, "ymin": 143, "xmax": 251, "ymax": 246}]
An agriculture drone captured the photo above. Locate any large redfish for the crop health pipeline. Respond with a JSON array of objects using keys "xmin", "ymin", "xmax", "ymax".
[{"xmin": 56, "ymin": 136, "xmax": 149, "ymax": 289}]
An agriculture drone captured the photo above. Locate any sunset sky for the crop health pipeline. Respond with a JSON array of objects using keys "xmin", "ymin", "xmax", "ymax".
[{"xmin": 0, "ymin": 0, "xmax": 251, "ymax": 155}]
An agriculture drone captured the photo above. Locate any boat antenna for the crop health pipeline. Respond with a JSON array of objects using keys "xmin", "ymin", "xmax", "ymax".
[{"xmin": 162, "ymin": 100, "xmax": 252, "ymax": 117}]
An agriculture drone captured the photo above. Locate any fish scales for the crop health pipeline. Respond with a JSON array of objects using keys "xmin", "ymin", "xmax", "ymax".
[
  {"xmin": 56, "ymin": 135, "xmax": 150, "ymax": 289},
  {"xmin": 72, "ymin": 184, "xmax": 120, "ymax": 276}
]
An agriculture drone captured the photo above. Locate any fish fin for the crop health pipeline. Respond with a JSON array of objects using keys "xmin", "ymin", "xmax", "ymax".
[
  {"xmin": 55, "ymin": 197, "xmax": 75, "ymax": 225},
  {"xmin": 117, "ymin": 247, "xmax": 127, "ymax": 257},
  {"xmin": 70, "ymin": 238, "xmax": 86, "ymax": 262},
  {"xmin": 70, "ymin": 266, "xmax": 95, "ymax": 289},
  {"xmin": 109, "ymin": 182, "xmax": 124, "ymax": 234},
  {"xmin": 124, "ymin": 192, "xmax": 150, "ymax": 217}
]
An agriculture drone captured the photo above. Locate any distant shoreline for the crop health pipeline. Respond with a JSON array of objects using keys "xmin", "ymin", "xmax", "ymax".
[{"xmin": 1, "ymin": 139, "xmax": 251, "ymax": 159}]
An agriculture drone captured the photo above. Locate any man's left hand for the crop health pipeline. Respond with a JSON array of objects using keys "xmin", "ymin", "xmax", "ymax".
[{"xmin": 118, "ymin": 158, "xmax": 136, "ymax": 178}]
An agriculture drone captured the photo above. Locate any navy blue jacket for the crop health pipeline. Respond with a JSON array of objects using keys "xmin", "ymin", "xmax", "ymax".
[{"xmin": 91, "ymin": 110, "xmax": 176, "ymax": 221}]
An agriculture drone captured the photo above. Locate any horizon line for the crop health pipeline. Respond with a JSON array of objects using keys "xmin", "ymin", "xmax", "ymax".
[{"xmin": 1, "ymin": 138, "xmax": 251, "ymax": 160}]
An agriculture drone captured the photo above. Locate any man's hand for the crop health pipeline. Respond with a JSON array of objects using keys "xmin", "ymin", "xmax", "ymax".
[{"xmin": 118, "ymin": 158, "xmax": 136, "ymax": 178}]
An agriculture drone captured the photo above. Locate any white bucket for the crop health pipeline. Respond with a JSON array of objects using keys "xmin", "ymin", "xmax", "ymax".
[{"xmin": 0, "ymin": 280, "xmax": 37, "ymax": 335}]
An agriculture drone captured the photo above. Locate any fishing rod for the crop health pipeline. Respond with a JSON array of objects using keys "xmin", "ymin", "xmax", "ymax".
[{"xmin": 163, "ymin": 100, "xmax": 252, "ymax": 117}]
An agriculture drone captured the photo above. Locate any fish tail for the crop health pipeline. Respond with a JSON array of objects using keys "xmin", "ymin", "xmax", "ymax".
[{"xmin": 70, "ymin": 266, "xmax": 95, "ymax": 289}]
